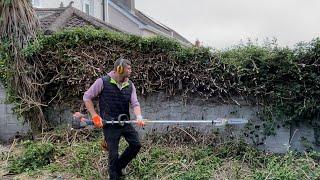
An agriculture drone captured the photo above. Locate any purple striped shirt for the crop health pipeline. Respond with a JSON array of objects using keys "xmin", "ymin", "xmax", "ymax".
[{"xmin": 83, "ymin": 71, "xmax": 140, "ymax": 107}]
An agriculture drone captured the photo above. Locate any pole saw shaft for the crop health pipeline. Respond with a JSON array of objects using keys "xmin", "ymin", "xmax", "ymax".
[
  {"xmin": 72, "ymin": 112, "xmax": 248, "ymax": 129},
  {"xmin": 73, "ymin": 116, "xmax": 248, "ymax": 129},
  {"xmin": 85, "ymin": 119, "xmax": 246, "ymax": 124}
]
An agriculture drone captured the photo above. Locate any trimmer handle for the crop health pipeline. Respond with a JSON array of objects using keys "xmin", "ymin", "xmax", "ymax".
[{"xmin": 72, "ymin": 112, "xmax": 129, "ymax": 129}]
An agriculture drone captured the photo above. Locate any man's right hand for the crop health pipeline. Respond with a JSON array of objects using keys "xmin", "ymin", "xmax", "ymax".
[
  {"xmin": 135, "ymin": 115, "xmax": 145, "ymax": 127},
  {"xmin": 92, "ymin": 114, "xmax": 103, "ymax": 128}
]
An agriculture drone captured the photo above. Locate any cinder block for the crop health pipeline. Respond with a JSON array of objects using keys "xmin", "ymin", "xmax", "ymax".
[
  {"xmin": 6, "ymin": 123, "xmax": 21, "ymax": 133},
  {"xmin": 264, "ymin": 127, "xmax": 290, "ymax": 153},
  {"xmin": 6, "ymin": 104, "xmax": 14, "ymax": 114},
  {"xmin": 0, "ymin": 124, "xmax": 7, "ymax": 133},
  {"xmin": 290, "ymin": 122, "xmax": 317, "ymax": 151},
  {"xmin": 0, "ymin": 84, "xmax": 6, "ymax": 101},
  {"xmin": 0, "ymin": 104, "xmax": 7, "ymax": 124}
]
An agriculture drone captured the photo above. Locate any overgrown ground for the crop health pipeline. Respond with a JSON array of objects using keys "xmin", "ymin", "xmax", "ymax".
[{"xmin": 1, "ymin": 127, "xmax": 320, "ymax": 180}]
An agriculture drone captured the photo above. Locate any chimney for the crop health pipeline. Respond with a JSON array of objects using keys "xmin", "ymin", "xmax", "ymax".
[{"xmin": 195, "ymin": 39, "xmax": 201, "ymax": 47}]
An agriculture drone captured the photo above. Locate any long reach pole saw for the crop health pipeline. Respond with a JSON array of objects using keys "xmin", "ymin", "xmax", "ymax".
[{"xmin": 72, "ymin": 112, "xmax": 248, "ymax": 129}]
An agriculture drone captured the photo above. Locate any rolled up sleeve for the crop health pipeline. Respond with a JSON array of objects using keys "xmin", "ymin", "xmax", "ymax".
[
  {"xmin": 130, "ymin": 83, "xmax": 140, "ymax": 107},
  {"xmin": 83, "ymin": 78, "xmax": 103, "ymax": 102}
]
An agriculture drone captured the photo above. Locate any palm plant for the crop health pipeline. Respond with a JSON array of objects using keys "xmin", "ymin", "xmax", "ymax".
[
  {"xmin": 0, "ymin": 0, "xmax": 47, "ymax": 129},
  {"xmin": 0, "ymin": 0, "xmax": 39, "ymax": 51}
]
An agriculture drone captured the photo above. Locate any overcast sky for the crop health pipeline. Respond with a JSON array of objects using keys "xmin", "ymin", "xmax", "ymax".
[{"xmin": 135, "ymin": 0, "xmax": 320, "ymax": 49}]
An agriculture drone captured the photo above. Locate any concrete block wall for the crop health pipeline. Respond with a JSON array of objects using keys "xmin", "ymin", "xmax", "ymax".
[
  {"xmin": 137, "ymin": 94, "xmax": 259, "ymax": 134},
  {"xmin": 1, "ymin": 84, "xmax": 319, "ymax": 152},
  {"xmin": 137, "ymin": 94, "xmax": 295, "ymax": 153},
  {"xmin": 44, "ymin": 93, "xmax": 319, "ymax": 152},
  {"xmin": 0, "ymin": 83, "xmax": 31, "ymax": 143}
]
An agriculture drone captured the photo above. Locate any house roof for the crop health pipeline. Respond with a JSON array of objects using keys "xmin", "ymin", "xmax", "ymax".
[
  {"xmin": 134, "ymin": 10, "xmax": 191, "ymax": 44},
  {"xmin": 35, "ymin": 5, "xmax": 122, "ymax": 34},
  {"xmin": 110, "ymin": 0, "xmax": 191, "ymax": 45}
]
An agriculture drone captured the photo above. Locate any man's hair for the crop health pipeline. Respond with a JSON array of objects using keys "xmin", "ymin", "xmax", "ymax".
[{"xmin": 114, "ymin": 58, "xmax": 131, "ymax": 70}]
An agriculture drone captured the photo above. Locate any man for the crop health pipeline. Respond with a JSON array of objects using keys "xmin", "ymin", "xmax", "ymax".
[{"xmin": 83, "ymin": 58, "xmax": 145, "ymax": 179}]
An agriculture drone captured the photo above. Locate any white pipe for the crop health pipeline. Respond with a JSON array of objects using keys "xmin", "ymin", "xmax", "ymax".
[{"xmin": 106, "ymin": 0, "xmax": 109, "ymax": 23}]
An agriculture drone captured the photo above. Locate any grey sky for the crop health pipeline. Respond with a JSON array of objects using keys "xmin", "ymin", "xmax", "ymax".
[{"xmin": 135, "ymin": 0, "xmax": 320, "ymax": 49}]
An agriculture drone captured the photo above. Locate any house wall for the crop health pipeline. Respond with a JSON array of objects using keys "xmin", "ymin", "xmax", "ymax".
[
  {"xmin": 141, "ymin": 29, "xmax": 157, "ymax": 37},
  {"xmin": 108, "ymin": 4, "xmax": 141, "ymax": 35},
  {"xmin": 114, "ymin": 0, "xmax": 135, "ymax": 12},
  {"xmin": 92, "ymin": 0, "xmax": 103, "ymax": 20}
]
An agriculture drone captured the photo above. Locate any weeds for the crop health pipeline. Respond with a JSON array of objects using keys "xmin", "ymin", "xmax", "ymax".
[
  {"xmin": 7, "ymin": 141, "xmax": 55, "ymax": 174},
  {"xmin": 2, "ymin": 127, "xmax": 320, "ymax": 179}
]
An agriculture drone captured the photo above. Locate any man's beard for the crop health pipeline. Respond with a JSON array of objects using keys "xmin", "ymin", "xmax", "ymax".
[{"xmin": 121, "ymin": 73, "xmax": 130, "ymax": 79}]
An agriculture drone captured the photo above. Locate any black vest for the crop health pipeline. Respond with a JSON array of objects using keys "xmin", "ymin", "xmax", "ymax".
[{"xmin": 99, "ymin": 75, "xmax": 132, "ymax": 121}]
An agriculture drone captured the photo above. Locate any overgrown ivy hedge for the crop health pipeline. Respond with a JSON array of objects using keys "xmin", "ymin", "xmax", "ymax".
[
  {"xmin": 0, "ymin": 27, "xmax": 319, "ymax": 131},
  {"xmin": 0, "ymin": 40, "xmax": 10, "ymax": 87}
]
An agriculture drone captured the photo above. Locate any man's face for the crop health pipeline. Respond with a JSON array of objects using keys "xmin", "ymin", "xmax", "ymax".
[{"xmin": 122, "ymin": 65, "xmax": 132, "ymax": 78}]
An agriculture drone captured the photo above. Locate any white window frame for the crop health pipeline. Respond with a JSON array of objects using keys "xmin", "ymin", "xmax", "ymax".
[
  {"xmin": 31, "ymin": 0, "xmax": 41, "ymax": 7},
  {"xmin": 82, "ymin": 0, "xmax": 94, "ymax": 16}
]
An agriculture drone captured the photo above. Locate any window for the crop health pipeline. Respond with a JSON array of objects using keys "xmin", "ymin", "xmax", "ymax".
[
  {"xmin": 31, "ymin": 0, "xmax": 40, "ymax": 7},
  {"xmin": 82, "ymin": 0, "xmax": 94, "ymax": 15},
  {"xmin": 85, "ymin": 4, "xmax": 90, "ymax": 14}
]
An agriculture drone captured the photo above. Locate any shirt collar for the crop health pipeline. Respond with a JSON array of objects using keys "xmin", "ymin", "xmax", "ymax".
[{"xmin": 107, "ymin": 71, "xmax": 129, "ymax": 89}]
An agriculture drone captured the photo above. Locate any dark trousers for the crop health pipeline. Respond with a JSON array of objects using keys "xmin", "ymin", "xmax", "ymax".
[{"xmin": 103, "ymin": 124, "xmax": 142, "ymax": 180}]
